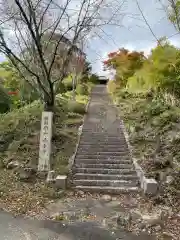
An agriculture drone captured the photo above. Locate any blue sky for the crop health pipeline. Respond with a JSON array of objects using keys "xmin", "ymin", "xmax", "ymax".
[
  {"xmin": 0, "ymin": 54, "xmax": 5, "ymax": 62},
  {"xmin": 85, "ymin": 0, "xmax": 180, "ymax": 76}
]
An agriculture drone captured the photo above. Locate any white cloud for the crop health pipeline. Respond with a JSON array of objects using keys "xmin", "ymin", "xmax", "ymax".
[
  {"xmin": 91, "ymin": 49, "xmax": 114, "ymax": 77},
  {"xmin": 170, "ymin": 39, "xmax": 180, "ymax": 48}
]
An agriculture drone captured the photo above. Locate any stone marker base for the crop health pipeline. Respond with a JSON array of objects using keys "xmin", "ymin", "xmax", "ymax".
[
  {"xmin": 42, "ymin": 171, "xmax": 68, "ymax": 190},
  {"xmin": 55, "ymin": 175, "xmax": 67, "ymax": 189},
  {"xmin": 134, "ymin": 160, "xmax": 158, "ymax": 195},
  {"xmin": 143, "ymin": 178, "xmax": 158, "ymax": 195}
]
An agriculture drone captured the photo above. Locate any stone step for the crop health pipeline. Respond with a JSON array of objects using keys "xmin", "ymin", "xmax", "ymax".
[
  {"xmin": 80, "ymin": 132, "xmax": 124, "ymax": 136},
  {"xmin": 78, "ymin": 144, "xmax": 128, "ymax": 148},
  {"xmin": 74, "ymin": 168, "xmax": 136, "ymax": 175},
  {"xmin": 80, "ymin": 137, "xmax": 126, "ymax": 140},
  {"xmin": 81, "ymin": 130, "xmax": 124, "ymax": 134},
  {"xmin": 80, "ymin": 133, "xmax": 125, "ymax": 136},
  {"xmin": 75, "ymin": 159, "xmax": 132, "ymax": 164},
  {"xmin": 80, "ymin": 136, "xmax": 125, "ymax": 140},
  {"xmin": 81, "ymin": 137, "xmax": 126, "ymax": 143},
  {"xmin": 75, "ymin": 154, "xmax": 130, "ymax": 160},
  {"xmin": 74, "ymin": 179, "xmax": 138, "ymax": 187},
  {"xmin": 74, "ymin": 173, "xmax": 138, "ymax": 181},
  {"xmin": 75, "ymin": 163, "xmax": 133, "ymax": 169},
  {"xmin": 76, "ymin": 152, "xmax": 129, "ymax": 157},
  {"xmin": 78, "ymin": 143, "xmax": 128, "ymax": 148},
  {"xmin": 79, "ymin": 140, "xmax": 127, "ymax": 145},
  {"xmin": 78, "ymin": 143, "xmax": 127, "ymax": 147},
  {"xmin": 77, "ymin": 145, "xmax": 128, "ymax": 151},
  {"xmin": 79, "ymin": 140, "xmax": 126, "ymax": 143},
  {"xmin": 83, "ymin": 124, "xmax": 122, "ymax": 126},
  {"xmin": 77, "ymin": 149, "xmax": 129, "ymax": 154},
  {"xmin": 74, "ymin": 185, "xmax": 139, "ymax": 194},
  {"xmin": 79, "ymin": 141, "xmax": 127, "ymax": 145},
  {"xmin": 77, "ymin": 152, "xmax": 129, "ymax": 156},
  {"xmin": 83, "ymin": 123, "xmax": 121, "ymax": 126},
  {"xmin": 82, "ymin": 126, "xmax": 123, "ymax": 129}
]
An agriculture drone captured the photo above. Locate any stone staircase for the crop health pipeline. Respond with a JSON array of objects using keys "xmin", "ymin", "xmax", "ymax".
[{"xmin": 72, "ymin": 85, "xmax": 139, "ymax": 193}]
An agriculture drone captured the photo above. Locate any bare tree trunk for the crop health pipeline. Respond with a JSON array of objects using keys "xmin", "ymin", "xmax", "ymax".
[
  {"xmin": 44, "ymin": 80, "xmax": 55, "ymax": 112},
  {"xmin": 44, "ymin": 97, "xmax": 54, "ymax": 111}
]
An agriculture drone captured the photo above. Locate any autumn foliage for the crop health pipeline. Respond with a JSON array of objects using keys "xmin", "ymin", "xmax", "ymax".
[
  {"xmin": 103, "ymin": 48, "xmax": 145, "ymax": 87},
  {"xmin": 105, "ymin": 39, "xmax": 180, "ymax": 98},
  {"xmin": 8, "ymin": 91, "xmax": 18, "ymax": 95}
]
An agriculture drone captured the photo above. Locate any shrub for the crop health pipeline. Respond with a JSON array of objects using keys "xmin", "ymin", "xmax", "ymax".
[
  {"xmin": 65, "ymin": 81, "xmax": 73, "ymax": 91},
  {"xmin": 154, "ymin": 109, "xmax": 180, "ymax": 127},
  {"xmin": 0, "ymin": 85, "xmax": 11, "ymax": 113},
  {"xmin": 68, "ymin": 100, "xmax": 86, "ymax": 114},
  {"xmin": 107, "ymin": 80, "xmax": 117, "ymax": 94},
  {"xmin": 76, "ymin": 84, "xmax": 89, "ymax": 95},
  {"xmin": 63, "ymin": 76, "xmax": 73, "ymax": 91},
  {"xmin": 89, "ymin": 74, "xmax": 99, "ymax": 84},
  {"xmin": 117, "ymin": 89, "xmax": 130, "ymax": 99},
  {"xmin": 56, "ymin": 82, "xmax": 66, "ymax": 94},
  {"xmin": 55, "ymin": 95, "xmax": 68, "ymax": 113},
  {"xmin": 87, "ymin": 82, "xmax": 94, "ymax": 92},
  {"xmin": 0, "ymin": 102, "xmax": 10, "ymax": 113},
  {"xmin": 143, "ymin": 99, "xmax": 169, "ymax": 117}
]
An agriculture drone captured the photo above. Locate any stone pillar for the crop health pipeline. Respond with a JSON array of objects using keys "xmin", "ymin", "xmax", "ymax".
[{"xmin": 38, "ymin": 111, "xmax": 53, "ymax": 171}]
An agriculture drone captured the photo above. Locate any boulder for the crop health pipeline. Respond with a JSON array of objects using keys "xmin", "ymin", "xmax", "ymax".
[
  {"xmin": 18, "ymin": 168, "xmax": 32, "ymax": 181},
  {"xmin": 102, "ymin": 194, "xmax": 112, "ymax": 202},
  {"xmin": 116, "ymin": 212, "xmax": 132, "ymax": 229},
  {"xmin": 77, "ymin": 190, "xmax": 85, "ymax": 197},
  {"xmin": 7, "ymin": 160, "xmax": 20, "ymax": 169},
  {"xmin": 166, "ymin": 176, "xmax": 174, "ymax": 184},
  {"xmin": 140, "ymin": 210, "xmax": 168, "ymax": 229},
  {"xmin": 24, "ymin": 166, "xmax": 37, "ymax": 175},
  {"xmin": 162, "ymin": 232, "xmax": 174, "ymax": 239},
  {"xmin": 78, "ymin": 125, "xmax": 83, "ymax": 135}
]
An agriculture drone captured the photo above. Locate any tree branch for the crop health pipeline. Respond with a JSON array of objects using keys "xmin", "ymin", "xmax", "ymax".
[
  {"xmin": 0, "ymin": 31, "xmax": 50, "ymax": 98},
  {"xmin": 135, "ymin": 0, "xmax": 162, "ymax": 46}
]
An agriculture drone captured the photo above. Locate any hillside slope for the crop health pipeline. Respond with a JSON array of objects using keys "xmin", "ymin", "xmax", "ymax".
[
  {"xmin": 0, "ymin": 92, "xmax": 88, "ymax": 216},
  {"xmin": 110, "ymin": 89, "xmax": 180, "ymax": 210}
]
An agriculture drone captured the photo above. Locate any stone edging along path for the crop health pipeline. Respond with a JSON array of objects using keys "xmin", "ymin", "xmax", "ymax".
[
  {"xmin": 108, "ymin": 87, "xmax": 159, "ymax": 196},
  {"xmin": 119, "ymin": 118, "xmax": 158, "ymax": 195}
]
